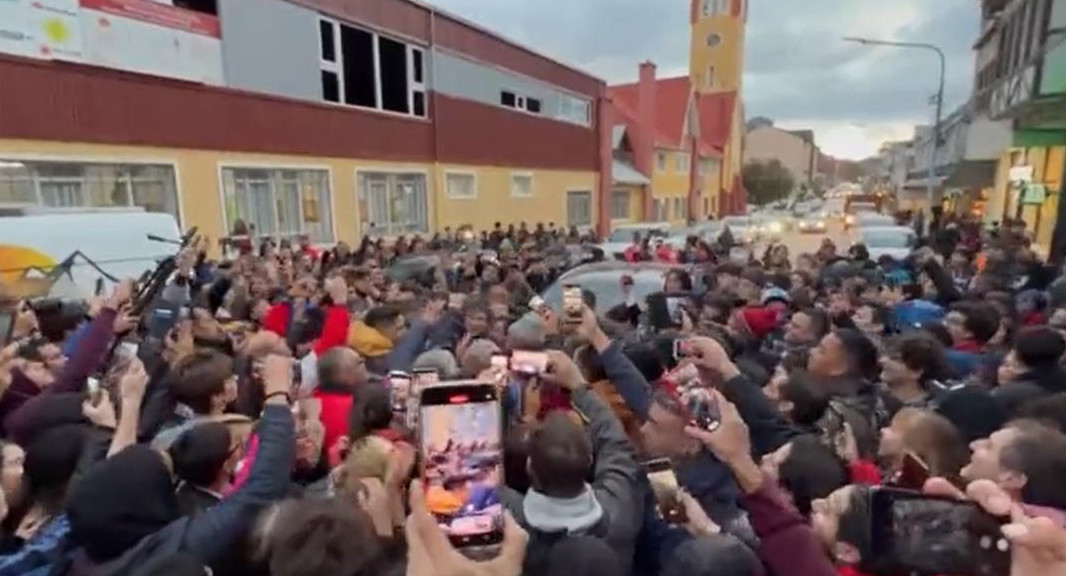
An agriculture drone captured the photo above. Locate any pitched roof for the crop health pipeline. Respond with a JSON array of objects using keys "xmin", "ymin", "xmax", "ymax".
[{"xmin": 609, "ymin": 75, "xmax": 734, "ymax": 156}]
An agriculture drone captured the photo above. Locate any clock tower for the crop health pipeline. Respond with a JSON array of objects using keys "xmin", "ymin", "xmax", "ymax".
[{"xmin": 690, "ymin": 0, "xmax": 747, "ymax": 94}]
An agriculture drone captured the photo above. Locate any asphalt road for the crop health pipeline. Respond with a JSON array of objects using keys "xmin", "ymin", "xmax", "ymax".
[{"xmin": 754, "ymin": 219, "xmax": 854, "ymax": 260}]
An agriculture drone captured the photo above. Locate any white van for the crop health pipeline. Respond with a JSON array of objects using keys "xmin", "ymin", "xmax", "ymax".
[{"xmin": 0, "ymin": 206, "xmax": 182, "ymax": 300}]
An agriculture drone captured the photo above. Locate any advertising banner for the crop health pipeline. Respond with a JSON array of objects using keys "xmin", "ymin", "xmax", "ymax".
[
  {"xmin": 79, "ymin": 0, "xmax": 223, "ymax": 85},
  {"xmin": 0, "ymin": 0, "xmax": 32, "ymax": 57},
  {"xmin": 30, "ymin": 0, "xmax": 84, "ymax": 61}
]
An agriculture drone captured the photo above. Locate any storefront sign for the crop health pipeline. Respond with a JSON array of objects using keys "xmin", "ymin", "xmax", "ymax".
[
  {"xmin": 30, "ymin": 0, "xmax": 84, "ymax": 60},
  {"xmin": 80, "ymin": 0, "xmax": 223, "ymax": 85}
]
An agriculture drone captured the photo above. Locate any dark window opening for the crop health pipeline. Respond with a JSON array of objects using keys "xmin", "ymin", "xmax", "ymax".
[
  {"xmin": 173, "ymin": 0, "xmax": 217, "ymax": 15},
  {"xmin": 322, "ymin": 71, "xmax": 340, "ymax": 103},
  {"xmin": 412, "ymin": 49, "xmax": 424, "ymax": 84},
  {"xmin": 526, "ymin": 98, "xmax": 542, "ymax": 114},
  {"xmin": 341, "ymin": 25, "xmax": 377, "ymax": 108},
  {"xmin": 413, "ymin": 92, "xmax": 426, "ymax": 117},
  {"xmin": 320, "ymin": 20, "xmax": 336, "ymax": 62},
  {"xmin": 378, "ymin": 36, "xmax": 409, "ymax": 114},
  {"xmin": 501, "ymin": 91, "xmax": 517, "ymax": 108}
]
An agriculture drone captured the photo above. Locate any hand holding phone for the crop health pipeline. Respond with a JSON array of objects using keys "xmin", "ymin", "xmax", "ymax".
[
  {"xmin": 418, "ymin": 382, "xmax": 504, "ymax": 548},
  {"xmin": 644, "ymin": 459, "xmax": 688, "ymax": 524},
  {"xmin": 866, "ymin": 487, "xmax": 1010, "ymax": 576},
  {"xmin": 562, "ymin": 285, "xmax": 583, "ymax": 325},
  {"xmin": 510, "ymin": 350, "xmax": 548, "ymax": 376}
]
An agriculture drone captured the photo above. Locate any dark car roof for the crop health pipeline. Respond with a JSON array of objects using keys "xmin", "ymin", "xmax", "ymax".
[{"xmin": 544, "ymin": 261, "xmax": 700, "ymax": 311}]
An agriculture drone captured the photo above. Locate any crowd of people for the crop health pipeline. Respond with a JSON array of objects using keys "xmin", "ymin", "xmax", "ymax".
[{"xmin": 0, "ymin": 212, "xmax": 1065, "ymax": 576}]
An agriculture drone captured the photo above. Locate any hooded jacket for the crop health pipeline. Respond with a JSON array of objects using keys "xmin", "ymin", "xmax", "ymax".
[
  {"xmin": 347, "ymin": 322, "xmax": 394, "ymax": 374},
  {"xmin": 501, "ymin": 387, "xmax": 642, "ymax": 576},
  {"xmin": 57, "ymin": 404, "xmax": 294, "ymax": 576}
]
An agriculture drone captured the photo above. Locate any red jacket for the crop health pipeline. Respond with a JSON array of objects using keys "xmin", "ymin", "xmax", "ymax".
[
  {"xmin": 314, "ymin": 389, "xmax": 352, "ymax": 457},
  {"xmin": 262, "ymin": 304, "xmax": 349, "ymax": 357}
]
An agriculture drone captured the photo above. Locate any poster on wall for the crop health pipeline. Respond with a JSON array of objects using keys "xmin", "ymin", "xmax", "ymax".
[
  {"xmin": 79, "ymin": 0, "xmax": 224, "ymax": 85},
  {"xmin": 0, "ymin": 0, "xmax": 33, "ymax": 57},
  {"xmin": 29, "ymin": 0, "xmax": 84, "ymax": 61}
]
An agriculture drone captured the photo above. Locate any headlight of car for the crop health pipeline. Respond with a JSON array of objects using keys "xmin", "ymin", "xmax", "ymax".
[
  {"xmin": 767, "ymin": 221, "xmax": 783, "ymax": 234},
  {"xmin": 845, "ymin": 215, "xmax": 855, "ymax": 225}
]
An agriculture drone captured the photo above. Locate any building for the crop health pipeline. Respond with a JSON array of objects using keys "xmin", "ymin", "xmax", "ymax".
[
  {"xmin": 606, "ymin": 0, "xmax": 748, "ymax": 226},
  {"xmin": 743, "ymin": 119, "xmax": 820, "ymax": 190},
  {"xmin": 0, "ymin": 0, "xmax": 611, "ymax": 245},
  {"xmin": 973, "ymin": 0, "xmax": 1066, "ymax": 257}
]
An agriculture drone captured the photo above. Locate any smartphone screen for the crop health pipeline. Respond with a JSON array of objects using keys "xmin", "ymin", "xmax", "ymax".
[
  {"xmin": 643, "ymin": 459, "xmax": 687, "ymax": 524},
  {"xmin": 510, "ymin": 350, "xmax": 547, "ymax": 376},
  {"xmin": 419, "ymin": 383, "xmax": 504, "ymax": 547},
  {"xmin": 665, "ymin": 297, "xmax": 685, "ymax": 325},
  {"xmin": 683, "ymin": 388, "xmax": 721, "ymax": 432},
  {"xmin": 118, "ymin": 341, "xmax": 139, "ymax": 360},
  {"xmin": 389, "ymin": 371, "xmax": 412, "ymax": 413},
  {"xmin": 867, "ymin": 487, "xmax": 1009, "ymax": 576},
  {"xmin": 673, "ymin": 339, "xmax": 691, "ymax": 361},
  {"xmin": 562, "ymin": 285, "xmax": 583, "ymax": 324},
  {"xmin": 86, "ymin": 377, "xmax": 104, "ymax": 406},
  {"xmin": 0, "ymin": 311, "xmax": 13, "ymax": 345}
]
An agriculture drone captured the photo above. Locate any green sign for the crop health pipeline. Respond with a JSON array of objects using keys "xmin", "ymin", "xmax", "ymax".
[{"xmin": 1022, "ymin": 183, "xmax": 1048, "ymax": 205}]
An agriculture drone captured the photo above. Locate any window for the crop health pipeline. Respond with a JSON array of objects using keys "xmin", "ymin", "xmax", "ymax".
[
  {"xmin": 509, "ymin": 173, "xmax": 534, "ymax": 198},
  {"xmin": 706, "ymin": 65, "xmax": 716, "ymax": 89},
  {"xmin": 653, "ymin": 199, "xmax": 666, "ymax": 222},
  {"xmin": 221, "ymin": 167, "xmax": 333, "ymax": 243},
  {"xmin": 611, "ymin": 189, "xmax": 630, "ymax": 220},
  {"xmin": 706, "ymin": 33, "xmax": 722, "ymax": 47},
  {"xmin": 566, "ymin": 190, "xmax": 593, "ymax": 227},
  {"xmin": 557, "ymin": 95, "xmax": 591, "ymax": 126},
  {"xmin": 702, "ymin": 0, "xmax": 731, "ymax": 16},
  {"xmin": 445, "ymin": 172, "xmax": 477, "ymax": 199},
  {"xmin": 500, "ymin": 91, "xmax": 543, "ymax": 115},
  {"xmin": 358, "ymin": 172, "xmax": 429, "ymax": 236},
  {"xmin": 319, "ymin": 17, "xmax": 428, "ymax": 118},
  {"xmin": 699, "ymin": 158, "xmax": 720, "ymax": 176},
  {"xmin": 0, "ymin": 159, "xmax": 180, "ymax": 219},
  {"xmin": 675, "ymin": 153, "xmax": 690, "ymax": 172},
  {"xmin": 674, "ymin": 198, "xmax": 688, "ymax": 221},
  {"xmin": 657, "ymin": 152, "xmax": 668, "ymax": 172}
]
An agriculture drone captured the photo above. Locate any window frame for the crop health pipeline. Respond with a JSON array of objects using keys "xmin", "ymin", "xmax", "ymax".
[
  {"xmin": 217, "ymin": 163, "xmax": 336, "ymax": 244},
  {"xmin": 510, "ymin": 172, "xmax": 534, "ymax": 198},
  {"xmin": 318, "ymin": 15, "xmax": 429, "ymax": 119},
  {"xmin": 566, "ymin": 189, "xmax": 593, "ymax": 228},
  {"xmin": 610, "ymin": 189, "xmax": 630, "ymax": 220},
  {"xmin": 657, "ymin": 152, "xmax": 668, "ymax": 172},
  {"xmin": 0, "ymin": 155, "xmax": 183, "ymax": 224},
  {"xmin": 675, "ymin": 152, "xmax": 690, "ymax": 173},
  {"xmin": 444, "ymin": 170, "xmax": 478, "ymax": 200}
]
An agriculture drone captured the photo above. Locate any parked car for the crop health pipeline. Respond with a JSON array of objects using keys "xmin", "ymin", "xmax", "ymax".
[
  {"xmin": 845, "ymin": 211, "xmax": 894, "ymax": 230},
  {"xmin": 721, "ymin": 215, "xmax": 758, "ymax": 243}
]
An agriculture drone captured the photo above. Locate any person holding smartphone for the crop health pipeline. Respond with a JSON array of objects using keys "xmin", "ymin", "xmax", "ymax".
[{"xmin": 500, "ymin": 350, "xmax": 643, "ymax": 576}]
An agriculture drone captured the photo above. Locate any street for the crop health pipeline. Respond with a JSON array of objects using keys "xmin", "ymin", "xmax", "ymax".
[{"xmin": 755, "ymin": 219, "xmax": 853, "ymax": 260}]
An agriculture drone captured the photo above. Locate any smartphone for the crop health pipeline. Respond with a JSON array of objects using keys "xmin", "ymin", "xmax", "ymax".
[
  {"xmin": 865, "ymin": 487, "xmax": 1009, "ymax": 576},
  {"xmin": 643, "ymin": 458, "xmax": 688, "ymax": 524},
  {"xmin": 0, "ymin": 311, "xmax": 13, "ymax": 346},
  {"xmin": 118, "ymin": 341, "xmax": 139, "ymax": 360},
  {"xmin": 562, "ymin": 285, "xmax": 583, "ymax": 325},
  {"xmin": 407, "ymin": 369, "xmax": 439, "ymax": 428},
  {"xmin": 666, "ymin": 297, "xmax": 686, "ymax": 325},
  {"xmin": 419, "ymin": 382, "xmax": 504, "ymax": 547},
  {"xmin": 510, "ymin": 350, "xmax": 548, "ymax": 376},
  {"xmin": 683, "ymin": 388, "xmax": 721, "ymax": 432},
  {"xmin": 86, "ymin": 377, "xmax": 104, "ymax": 406},
  {"xmin": 673, "ymin": 339, "xmax": 692, "ymax": 361},
  {"xmin": 894, "ymin": 451, "xmax": 932, "ymax": 491},
  {"xmin": 389, "ymin": 371, "xmax": 413, "ymax": 413}
]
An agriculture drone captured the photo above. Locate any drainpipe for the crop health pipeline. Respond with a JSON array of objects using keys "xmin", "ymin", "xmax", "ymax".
[{"xmin": 596, "ymin": 89, "xmax": 613, "ymax": 238}]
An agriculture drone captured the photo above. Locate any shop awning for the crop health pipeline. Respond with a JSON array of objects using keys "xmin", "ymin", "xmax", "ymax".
[
  {"xmin": 612, "ymin": 159, "xmax": 650, "ymax": 185},
  {"xmin": 944, "ymin": 160, "xmax": 998, "ymax": 189}
]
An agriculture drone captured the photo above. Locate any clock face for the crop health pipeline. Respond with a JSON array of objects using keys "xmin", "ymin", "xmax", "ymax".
[{"xmin": 707, "ymin": 33, "xmax": 722, "ymax": 48}]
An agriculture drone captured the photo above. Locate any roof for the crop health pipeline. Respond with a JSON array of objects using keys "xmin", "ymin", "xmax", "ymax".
[
  {"xmin": 612, "ymin": 159, "xmax": 651, "ymax": 185},
  {"xmin": 787, "ymin": 130, "xmax": 815, "ymax": 145},
  {"xmin": 609, "ymin": 76, "xmax": 735, "ymax": 156}
]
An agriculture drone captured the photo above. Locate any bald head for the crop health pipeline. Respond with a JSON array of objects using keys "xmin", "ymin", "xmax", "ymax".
[{"xmin": 317, "ymin": 348, "xmax": 367, "ymax": 393}]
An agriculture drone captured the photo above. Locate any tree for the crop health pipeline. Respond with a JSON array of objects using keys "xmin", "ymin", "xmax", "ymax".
[{"xmin": 743, "ymin": 159, "xmax": 795, "ymax": 206}]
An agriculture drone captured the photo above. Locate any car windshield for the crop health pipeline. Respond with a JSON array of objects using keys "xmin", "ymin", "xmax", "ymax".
[
  {"xmin": 863, "ymin": 230, "xmax": 913, "ymax": 249},
  {"xmin": 607, "ymin": 227, "xmax": 664, "ymax": 243}
]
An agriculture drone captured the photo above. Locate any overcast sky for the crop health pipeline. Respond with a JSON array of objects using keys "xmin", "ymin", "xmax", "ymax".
[{"xmin": 425, "ymin": 0, "xmax": 981, "ymax": 160}]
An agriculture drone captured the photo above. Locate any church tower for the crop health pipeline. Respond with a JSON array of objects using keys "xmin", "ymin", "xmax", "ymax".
[{"xmin": 690, "ymin": 0, "xmax": 747, "ymax": 94}]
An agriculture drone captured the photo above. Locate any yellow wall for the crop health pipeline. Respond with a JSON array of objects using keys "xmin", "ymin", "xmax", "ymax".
[
  {"xmin": 609, "ymin": 185, "xmax": 645, "ymax": 225},
  {"xmin": 433, "ymin": 164, "xmax": 597, "ymax": 231},
  {"xmin": 988, "ymin": 145, "xmax": 1065, "ymax": 255},
  {"xmin": 651, "ymin": 148, "xmax": 723, "ymax": 223},
  {"xmin": 0, "ymin": 138, "xmax": 597, "ymax": 243},
  {"xmin": 690, "ymin": 7, "xmax": 745, "ymax": 94}
]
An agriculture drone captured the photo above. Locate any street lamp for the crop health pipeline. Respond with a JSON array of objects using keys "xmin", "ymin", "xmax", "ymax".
[{"xmin": 844, "ymin": 37, "xmax": 946, "ymax": 226}]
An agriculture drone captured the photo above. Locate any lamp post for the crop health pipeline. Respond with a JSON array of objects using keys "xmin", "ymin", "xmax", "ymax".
[{"xmin": 844, "ymin": 37, "xmax": 946, "ymax": 225}]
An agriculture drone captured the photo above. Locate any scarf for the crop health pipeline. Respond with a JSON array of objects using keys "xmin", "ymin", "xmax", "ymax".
[{"xmin": 522, "ymin": 484, "xmax": 604, "ymax": 535}]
